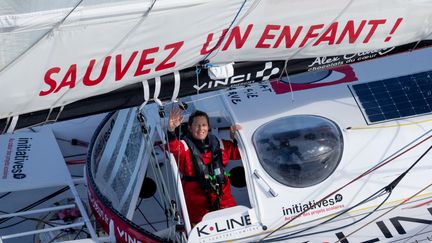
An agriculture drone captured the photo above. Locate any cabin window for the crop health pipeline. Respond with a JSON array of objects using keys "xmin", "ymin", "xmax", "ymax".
[{"xmin": 253, "ymin": 115, "xmax": 343, "ymax": 187}]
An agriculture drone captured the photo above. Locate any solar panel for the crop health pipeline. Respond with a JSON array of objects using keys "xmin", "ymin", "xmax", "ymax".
[{"xmin": 351, "ymin": 70, "xmax": 432, "ymax": 124}]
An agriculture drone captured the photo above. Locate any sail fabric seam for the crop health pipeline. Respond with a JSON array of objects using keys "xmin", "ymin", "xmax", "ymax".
[
  {"xmin": 0, "ymin": 0, "xmax": 84, "ymax": 73},
  {"xmin": 279, "ymin": 0, "xmax": 356, "ymax": 82},
  {"xmin": 49, "ymin": 0, "xmax": 157, "ymax": 121},
  {"xmin": 200, "ymin": 0, "xmax": 248, "ymax": 62},
  {"xmin": 0, "ymin": 2, "xmax": 158, "ymax": 30}
]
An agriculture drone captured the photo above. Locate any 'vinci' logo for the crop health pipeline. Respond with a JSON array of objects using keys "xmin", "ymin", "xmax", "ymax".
[
  {"xmin": 193, "ymin": 62, "xmax": 281, "ymax": 92},
  {"xmin": 196, "ymin": 215, "xmax": 252, "ymax": 237},
  {"xmin": 256, "ymin": 62, "xmax": 280, "ymax": 81}
]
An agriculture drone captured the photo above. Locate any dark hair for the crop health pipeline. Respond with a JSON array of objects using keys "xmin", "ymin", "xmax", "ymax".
[{"xmin": 188, "ymin": 110, "xmax": 210, "ymax": 127}]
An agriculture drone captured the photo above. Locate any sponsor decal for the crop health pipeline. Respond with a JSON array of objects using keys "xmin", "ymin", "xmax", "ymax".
[
  {"xmin": 196, "ymin": 214, "xmax": 253, "ymax": 238},
  {"xmin": 335, "ymin": 207, "xmax": 432, "ymax": 242},
  {"xmin": 194, "ymin": 62, "xmax": 281, "ymax": 93},
  {"xmin": 256, "ymin": 62, "xmax": 280, "ymax": 81},
  {"xmin": 7, "ymin": 137, "xmax": 32, "ymax": 180},
  {"xmin": 40, "ymin": 17, "xmax": 404, "ymax": 97},
  {"xmin": 194, "ymin": 213, "xmax": 261, "ymax": 243},
  {"xmin": 271, "ymin": 65, "xmax": 358, "ymax": 94},
  {"xmin": 87, "ymin": 178, "xmax": 160, "ymax": 243},
  {"xmin": 202, "ymin": 19, "xmax": 403, "ymax": 54},
  {"xmin": 282, "ymin": 194, "xmax": 344, "ymax": 221},
  {"xmin": 2, "ymin": 138, "xmax": 14, "ymax": 179},
  {"xmin": 306, "ymin": 47, "xmax": 395, "ymax": 72},
  {"xmin": 39, "ymin": 41, "xmax": 184, "ymax": 96}
]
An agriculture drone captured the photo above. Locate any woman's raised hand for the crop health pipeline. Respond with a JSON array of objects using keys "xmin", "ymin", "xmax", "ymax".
[{"xmin": 168, "ymin": 107, "xmax": 183, "ymax": 132}]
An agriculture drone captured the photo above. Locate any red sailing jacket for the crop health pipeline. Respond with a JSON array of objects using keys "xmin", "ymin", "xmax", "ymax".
[{"xmin": 168, "ymin": 135, "xmax": 241, "ymax": 225}]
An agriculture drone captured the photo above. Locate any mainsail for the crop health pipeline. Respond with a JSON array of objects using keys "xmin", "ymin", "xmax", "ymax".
[{"xmin": 1, "ymin": 0, "xmax": 431, "ymax": 132}]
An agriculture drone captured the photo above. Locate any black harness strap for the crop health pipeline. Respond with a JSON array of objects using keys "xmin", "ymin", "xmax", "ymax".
[{"xmin": 182, "ymin": 134, "xmax": 226, "ymax": 210}]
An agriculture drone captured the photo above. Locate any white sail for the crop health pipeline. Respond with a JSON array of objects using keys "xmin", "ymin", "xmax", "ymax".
[{"xmin": 0, "ymin": 0, "xmax": 431, "ymax": 121}]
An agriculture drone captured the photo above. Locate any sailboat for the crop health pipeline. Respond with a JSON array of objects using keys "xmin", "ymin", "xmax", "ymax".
[{"xmin": 1, "ymin": 0, "xmax": 432, "ymax": 242}]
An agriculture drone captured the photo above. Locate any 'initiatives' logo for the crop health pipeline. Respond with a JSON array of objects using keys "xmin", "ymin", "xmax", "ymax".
[{"xmin": 282, "ymin": 194, "xmax": 344, "ymax": 216}]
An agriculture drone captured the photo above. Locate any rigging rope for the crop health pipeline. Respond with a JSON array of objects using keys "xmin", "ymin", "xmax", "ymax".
[
  {"xmin": 137, "ymin": 103, "xmax": 185, "ymax": 241},
  {"xmin": 347, "ymin": 118, "xmax": 432, "ymax": 130},
  {"xmin": 337, "ymin": 181, "xmax": 432, "ymax": 243},
  {"xmin": 156, "ymin": 103, "xmax": 184, "ymax": 240},
  {"xmin": 0, "ymin": 186, "xmax": 69, "ymax": 225},
  {"xmin": 1, "ymin": 0, "xmax": 84, "ymax": 130},
  {"xmin": 264, "ymin": 143, "xmax": 432, "ymax": 241},
  {"xmin": 261, "ymin": 190, "xmax": 391, "ymax": 242},
  {"xmin": 168, "ymin": 101, "xmax": 189, "ymax": 230},
  {"xmin": 411, "ymin": 27, "xmax": 432, "ymax": 51},
  {"xmin": 136, "ymin": 199, "xmax": 158, "ymax": 231},
  {"xmin": 193, "ymin": 0, "xmax": 250, "ymax": 91},
  {"xmin": 277, "ymin": 0, "xmax": 356, "ymax": 84},
  {"xmin": 48, "ymin": 0, "xmax": 158, "ymax": 126},
  {"xmin": 136, "ymin": 109, "xmax": 171, "ymax": 228},
  {"xmin": 334, "ymin": 144, "xmax": 432, "ymax": 242},
  {"xmin": 200, "ymin": 0, "xmax": 248, "ymax": 62},
  {"xmin": 0, "ymin": 0, "xmax": 85, "ymax": 74},
  {"xmin": 259, "ymin": 130, "xmax": 432, "ymax": 241}
]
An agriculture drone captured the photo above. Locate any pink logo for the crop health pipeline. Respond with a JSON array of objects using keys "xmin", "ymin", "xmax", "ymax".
[{"xmin": 270, "ymin": 65, "xmax": 358, "ymax": 94}]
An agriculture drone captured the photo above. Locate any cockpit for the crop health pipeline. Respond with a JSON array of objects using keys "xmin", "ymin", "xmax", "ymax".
[{"xmin": 87, "ymin": 103, "xmax": 345, "ymax": 241}]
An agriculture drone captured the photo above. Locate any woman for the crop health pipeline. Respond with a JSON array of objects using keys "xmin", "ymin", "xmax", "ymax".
[{"xmin": 167, "ymin": 108, "xmax": 241, "ymax": 225}]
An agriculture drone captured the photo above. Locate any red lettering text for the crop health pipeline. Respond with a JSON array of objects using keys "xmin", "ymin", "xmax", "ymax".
[
  {"xmin": 222, "ymin": 24, "xmax": 253, "ymax": 51},
  {"xmin": 363, "ymin": 19, "xmax": 386, "ymax": 43},
  {"xmin": 313, "ymin": 22, "xmax": 338, "ymax": 46},
  {"xmin": 83, "ymin": 56, "xmax": 111, "ymax": 86},
  {"xmin": 256, "ymin": 25, "xmax": 280, "ymax": 48},
  {"xmin": 274, "ymin": 25, "xmax": 303, "ymax": 48},
  {"xmin": 201, "ymin": 29, "xmax": 228, "ymax": 55},
  {"xmin": 54, "ymin": 64, "xmax": 77, "ymax": 93},
  {"xmin": 336, "ymin": 20, "xmax": 366, "ymax": 44},
  {"xmin": 155, "ymin": 41, "xmax": 184, "ymax": 72},
  {"xmin": 299, "ymin": 24, "xmax": 324, "ymax": 47},
  {"xmin": 39, "ymin": 67, "xmax": 61, "ymax": 96},
  {"xmin": 134, "ymin": 47, "xmax": 159, "ymax": 76},
  {"xmin": 115, "ymin": 51, "xmax": 138, "ymax": 81}
]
